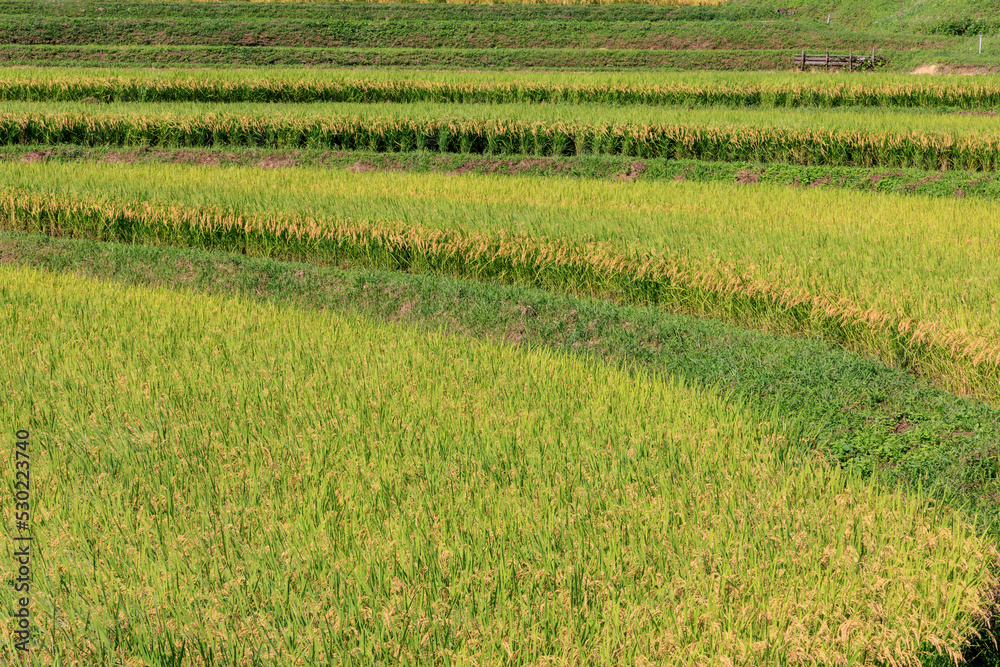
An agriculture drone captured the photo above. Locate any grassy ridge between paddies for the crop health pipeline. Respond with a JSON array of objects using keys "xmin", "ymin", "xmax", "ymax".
[
  {"xmin": 2, "ymin": 0, "xmax": 993, "ymax": 70},
  {"xmin": 2, "ymin": 100, "xmax": 1000, "ymax": 170},
  {"xmin": 0, "ymin": 0, "xmax": 982, "ymax": 27},
  {"xmin": 2, "ymin": 161, "xmax": 1000, "ymax": 403},
  {"xmin": 0, "ymin": 45, "xmax": 806, "ymax": 72},
  {"xmin": 0, "ymin": 265, "xmax": 996, "ymax": 667},
  {"xmin": 0, "ymin": 3, "xmax": 970, "ymax": 52},
  {"xmin": 0, "ymin": 2, "xmax": 742, "ymax": 20},
  {"xmin": 11, "ymin": 68, "xmax": 1000, "ymax": 109},
  {"xmin": 0, "ymin": 68, "xmax": 996, "ymax": 108},
  {"xmin": 3, "ymin": 17, "xmax": 834, "ymax": 51},
  {"xmin": 3, "ymin": 44, "xmax": 996, "ymax": 73}
]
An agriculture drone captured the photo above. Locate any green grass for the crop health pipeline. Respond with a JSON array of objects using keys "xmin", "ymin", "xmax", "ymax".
[
  {"xmin": 5, "ymin": 17, "xmax": 910, "ymax": 52},
  {"xmin": 0, "ymin": 259, "xmax": 997, "ymax": 666},
  {"xmin": 0, "ymin": 44, "xmax": 807, "ymax": 71},
  {"xmin": 2, "ymin": 0, "xmax": 989, "ymax": 28},
  {"xmin": 0, "ymin": 0, "xmax": 989, "ymax": 44},
  {"xmin": 734, "ymin": 0, "xmax": 995, "ymax": 30},
  {"xmin": 2, "ymin": 17, "xmax": 797, "ymax": 51},
  {"xmin": 0, "ymin": 1, "xmax": 738, "ymax": 20},
  {"xmin": 1, "ymin": 0, "xmax": 997, "ymax": 71},
  {"xmin": 6, "ymin": 44, "xmax": 999, "ymax": 72},
  {"xmin": 0, "ymin": 15, "xmax": 973, "ymax": 53}
]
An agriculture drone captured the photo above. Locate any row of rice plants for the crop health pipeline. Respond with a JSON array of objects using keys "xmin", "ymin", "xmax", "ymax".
[
  {"xmin": 19, "ymin": 99, "xmax": 1000, "ymax": 136},
  {"xmin": 7, "ymin": 69, "xmax": 1000, "ymax": 108},
  {"xmin": 12, "ymin": 66, "xmax": 998, "ymax": 92},
  {"xmin": 0, "ymin": 264, "xmax": 994, "ymax": 666},
  {"xmin": 11, "ymin": 95, "xmax": 1000, "ymax": 148},
  {"xmin": 2, "ymin": 174, "xmax": 999, "ymax": 404},
  {"xmin": 2, "ymin": 16, "xmax": 759, "ymax": 53},
  {"xmin": 2, "ymin": 108, "xmax": 1000, "ymax": 170}
]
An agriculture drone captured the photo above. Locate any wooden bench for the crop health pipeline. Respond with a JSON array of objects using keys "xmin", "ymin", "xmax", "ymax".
[{"xmin": 794, "ymin": 48, "xmax": 879, "ymax": 71}]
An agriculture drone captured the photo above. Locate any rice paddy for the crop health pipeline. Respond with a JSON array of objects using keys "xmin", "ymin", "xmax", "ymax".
[
  {"xmin": 3, "ymin": 4, "xmax": 1000, "ymax": 666},
  {"xmin": 0, "ymin": 265, "xmax": 997, "ymax": 666}
]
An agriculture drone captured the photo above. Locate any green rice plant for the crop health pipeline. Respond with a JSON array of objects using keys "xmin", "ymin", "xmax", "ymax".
[
  {"xmin": 437, "ymin": 122, "xmax": 452, "ymax": 153},
  {"xmin": 0, "ymin": 264, "xmax": 995, "ymax": 666},
  {"xmin": 486, "ymin": 131, "xmax": 501, "ymax": 155},
  {"xmin": 2, "ymin": 161, "xmax": 1000, "ymax": 404},
  {"xmin": 551, "ymin": 128, "xmax": 571, "ymax": 156}
]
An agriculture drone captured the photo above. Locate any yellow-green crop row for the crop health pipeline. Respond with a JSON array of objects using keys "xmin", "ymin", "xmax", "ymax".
[
  {"xmin": 6, "ymin": 99, "xmax": 1000, "ymax": 137},
  {"xmin": 0, "ymin": 102, "xmax": 999, "ymax": 169},
  {"xmin": 2, "ymin": 161, "xmax": 1000, "ymax": 402},
  {"xmin": 11, "ymin": 67, "xmax": 997, "ymax": 91},
  {"xmin": 3, "ymin": 68, "xmax": 1000, "ymax": 108},
  {"xmin": 0, "ymin": 265, "xmax": 994, "ymax": 666}
]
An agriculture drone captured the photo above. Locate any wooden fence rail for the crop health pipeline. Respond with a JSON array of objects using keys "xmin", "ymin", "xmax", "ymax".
[{"xmin": 794, "ymin": 48, "xmax": 879, "ymax": 71}]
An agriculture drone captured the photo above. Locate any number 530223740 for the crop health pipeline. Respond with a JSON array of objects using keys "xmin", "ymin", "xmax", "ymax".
[{"xmin": 15, "ymin": 429, "xmax": 29, "ymax": 519}]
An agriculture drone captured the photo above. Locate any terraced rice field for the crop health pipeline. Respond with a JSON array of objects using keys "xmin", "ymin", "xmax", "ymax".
[{"xmin": 2, "ymin": 2, "xmax": 1000, "ymax": 666}]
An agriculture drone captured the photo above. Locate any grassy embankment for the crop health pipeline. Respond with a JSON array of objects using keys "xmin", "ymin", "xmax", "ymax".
[{"xmin": 0, "ymin": 0, "xmax": 995, "ymax": 71}]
